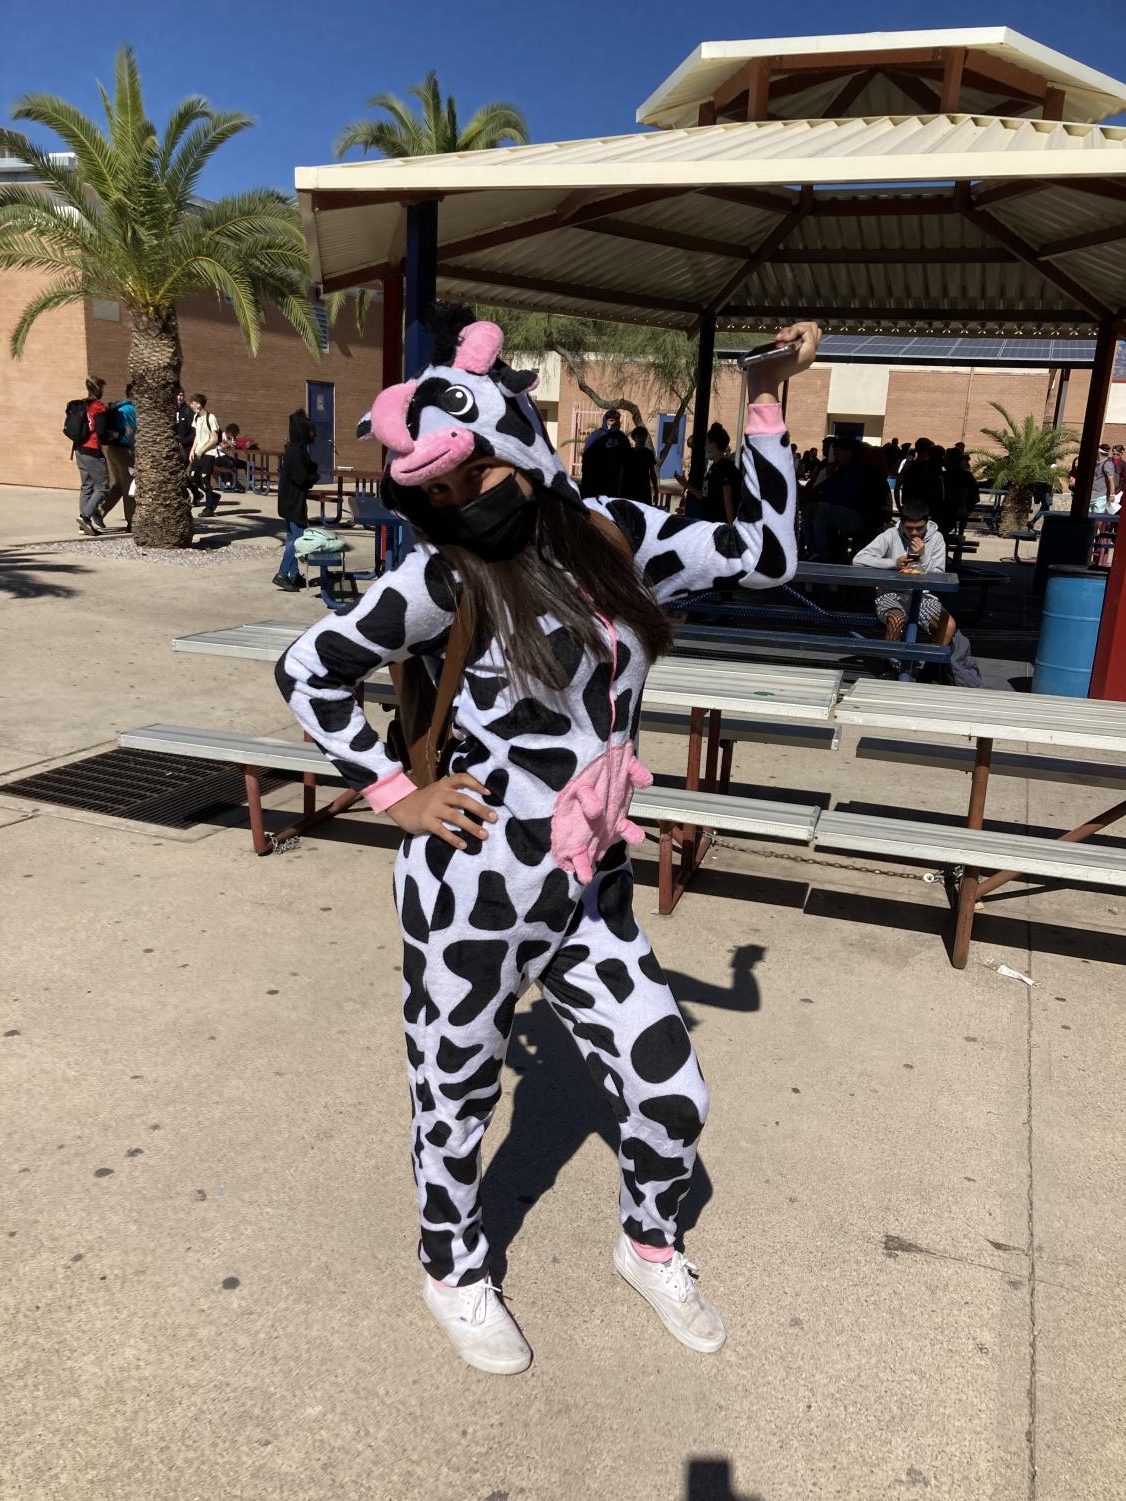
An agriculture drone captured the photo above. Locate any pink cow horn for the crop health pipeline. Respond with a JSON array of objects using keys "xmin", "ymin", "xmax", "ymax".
[
  {"xmin": 453, "ymin": 321, "xmax": 504, "ymax": 375},
  {"xmin": 369, "ymin": 380, "xmax": 418, "ymax": 454}
]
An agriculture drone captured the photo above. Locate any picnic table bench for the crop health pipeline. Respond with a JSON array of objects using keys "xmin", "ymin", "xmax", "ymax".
[
  {"xmin": 837, "ymin": 679, "xmax": 1126, "ymax": 966},
  {"xmin": 136, "ymin": 627, "xmax": 1126, "ymax": 967}
]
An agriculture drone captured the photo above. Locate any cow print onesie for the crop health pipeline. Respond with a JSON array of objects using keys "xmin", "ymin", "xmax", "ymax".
[{"xmin": 276, "ymin": 404, "xmax": 796, "ymax": 1287}]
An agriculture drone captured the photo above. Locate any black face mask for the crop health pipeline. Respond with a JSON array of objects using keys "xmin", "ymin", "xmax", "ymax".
[{"xmin": 406, "ymin": 474, "xmax": 538, "ymax": 562}]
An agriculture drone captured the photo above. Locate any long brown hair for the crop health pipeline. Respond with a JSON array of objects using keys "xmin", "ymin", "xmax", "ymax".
[{"xmin": 435, "ymin": 491, "xmax": 673, "ymax": 690}]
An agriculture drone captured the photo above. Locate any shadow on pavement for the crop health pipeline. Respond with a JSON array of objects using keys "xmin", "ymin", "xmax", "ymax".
[
  {"xmin": 0, "ymin": 551, "xmax": 89, "ymax": 600},
  {"xmin": 684, "ymin": 1459, "xmax": 764, "ymax": 1501}
]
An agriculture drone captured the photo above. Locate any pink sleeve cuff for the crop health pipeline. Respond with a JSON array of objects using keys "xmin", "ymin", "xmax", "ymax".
[
  {"xmin": 744, "ymin": 402, "xmax": 787, "ymax": 437},
  {"xmin": 361, "ymin": 770, "xmax": 418, "ymax": 814}
]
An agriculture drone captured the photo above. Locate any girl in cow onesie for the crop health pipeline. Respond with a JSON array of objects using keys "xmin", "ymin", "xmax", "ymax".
[{"xmin": 277, "ymin": 306, "xmax": 819, "ymax": 1375}]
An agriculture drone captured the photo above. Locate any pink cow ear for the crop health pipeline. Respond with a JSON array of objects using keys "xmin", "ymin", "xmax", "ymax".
[
  {"xmin": 369, "ymin": 381, "xmax": 418, "ymax": 453},
  {"xmin": 453, "ymin": 321, "xmax": 504, "ymax": 375}
]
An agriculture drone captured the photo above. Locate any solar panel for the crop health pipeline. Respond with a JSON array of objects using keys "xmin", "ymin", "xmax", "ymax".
[{"xmin": 797, "ymin": 335, "xmax": 1105, "ymax": 368}]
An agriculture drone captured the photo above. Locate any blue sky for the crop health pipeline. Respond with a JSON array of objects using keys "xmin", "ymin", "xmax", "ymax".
[{"xmin": 2, "ymin": 0, "xmax": 1123, "ymax": 198}]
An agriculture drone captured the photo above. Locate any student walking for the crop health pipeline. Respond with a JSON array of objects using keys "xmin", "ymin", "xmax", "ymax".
[
  {"xmin": 67, "ymin": 376, "xmax": 111, "ymax": 536},
  {"xmin": 186, "ymin": 394, "xmax": 221, "ymax": 514},
  {"xmin": 276, "ymin": 307, "xmax": 818, "ymax": 1376},
  {"xmin": 98, "ymin": 383, "xmax": 138, "ymax": 531}
]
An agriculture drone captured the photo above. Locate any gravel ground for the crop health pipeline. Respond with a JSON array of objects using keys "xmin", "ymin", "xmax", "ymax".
[{"xmin": 17, "ymin": 536, "xmax": 275, "ymax": 566}]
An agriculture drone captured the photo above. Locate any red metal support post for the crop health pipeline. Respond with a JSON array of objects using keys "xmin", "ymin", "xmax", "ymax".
[
  {"xmin": 1070, "ymin": 319, "xmax": 1119, "ymax": 521},
  {"xmin": 1090, "ymin": 531, "xmax": 1126, "ymax": 700}
]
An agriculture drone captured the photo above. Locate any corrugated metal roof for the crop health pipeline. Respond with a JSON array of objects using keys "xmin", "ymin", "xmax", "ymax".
[
  {"xmin": 636, "ymin": 29, "xmax": 1126, "ymax": 128},
  {"xmin": 298, "ymin": 113, "xmax": 1126, "ymax": 335}
]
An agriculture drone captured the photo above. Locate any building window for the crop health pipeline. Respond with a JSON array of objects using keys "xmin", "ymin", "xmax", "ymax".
[
  {"xmin": 311, "ymin": 305, "xmax": 330, "ymax": 355},
  {"xmin": 91, "ymin": 299, "xmax": 120, "ymax": 322}
]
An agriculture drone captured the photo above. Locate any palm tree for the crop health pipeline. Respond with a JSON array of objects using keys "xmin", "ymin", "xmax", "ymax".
[
  {"xmin": 973, "ymin": 403, "xmax": 1078, "ymax": 533},
  {"xmin": 334, "ymin": 70, "xmax": 528, "ymax": 160},
  {"xmin": 0, "ymin": 49, "xmax": 320, "ymax": 548}
]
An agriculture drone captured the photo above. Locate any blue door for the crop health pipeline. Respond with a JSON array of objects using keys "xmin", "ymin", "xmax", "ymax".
[
  {"xmin": 656, "ymin": 411, "xmax": 686, "ymax": 481},
  {"xmin": 306, "ymin": 381, "xmax": 335, "ymax": 477}
]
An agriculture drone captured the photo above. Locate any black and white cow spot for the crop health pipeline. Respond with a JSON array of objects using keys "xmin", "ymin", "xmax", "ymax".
[
  {"xmin": 614, "ymin": 688, "xmax": 633, "ymax": 731},
  {"xmin": 482, "ymin": 768, "xmax": 509, "ymax": 807},
  {"xmin": 597, "ymin": 867, "xmax": 639, "ymax": 943},
  {"xmin": 509, "ymin": 743, "xmax": 578, "ymax": 791},
  {"xmin": 630, "ymin": 1014, "xmax": 691, "ymax": 1084},
  {"xmin": 496, "ymin": 398, "xmax": 536, "ymax": 447},
  {"xmin": 438, "ymin": 1054, "xmax": 503, "ymax": 1102},
  {"xmin": 349, "ymin": 721, "xmax": 380, "ymax": 755},
  {"xmin": 422, "ymin": 1181, "xmax": 460, "ymax": 1225},
  {"xmin": 436, "ymin": 1035, "xmax": 484, "ymax": 1074},
  {"xmin": 547, "ymin": 626, "xmax": 585, "ymax": 685},
  {"xmin": 657, "ymin": 515, "xmax": 695, "ymax": 541},
  {"xmin": 622, "ymin": 1215, "xmax": 666, "ymax": 1249},
  {"xmin": 612, "ymin": 641, "xmax": 632, "ymax": 681},
  {"xmin": 605, "ymin": 499, "xmax": 645, "ymax": 553},
  {"xmin": 274, "ymin": 659, "xmax": 297, "ymax": 702},
  {"xmin": 640, "ymin": 1093, "xmax": 704, "ymax": 1145},
  {"xmin": 525, "ymin": 869, "xmax": 574, "ymax": 931},
  {"xmin": 586, "ymin": 1054, "xmax": 630, "ymax": 1122},
  {"xmin": 402, "ymin": 942, "xmax": 438, "ymax": 1026},
  {"xmin": 583, "ymin": 663, "xmax": 613, "ymax": 739},
  {"xmin": 542, "ymin": 943, "xmax": 596, "ymax": 1008},
  {"xmin": 712, "ymin": 524, "xmax": 745, "ymax": 560},
  {"xmin": 405, "ymin": 1033, "xmax": 424, "ymax": 1069},
  {"xmin": 493, "ymin": 990, "xmax": 518, "ymax": 1037},
  {"xmin": 354, "ymin": 586, "xmax": 408, "ymax": 649},
  {"xmin": 304, "ymin": 629, "xmax": 381, "ymax": 687},
  {"xmin": 621, "ymin": 1135, "xmax": 686, "ymax": 1183},
  {"xmin": 486, "ymin": 698, "xmax": 572, "ymax": 740},
  {"xmin": 444, "ymin": 940, "xmax": 510, "ymax": 1026},
  {"xmin": 655, "ymin": 1176, "xmax": 691, "ymax": 1220},
  {"xmin": 424, "ymin": 556, "xmax": 458, "ymax": 612},
  {"xmin": 454, "ymin": 1087, "xmax": 502, "ymax": 1122},
  {"xmin": 442, "ymin": 1151, "xmax": 479, "ymax": 1186},
  {"xmin": 431, "ymin": 881, "xmax": 456, "ymax": 932},
  {"xmin": 466, "ymin": 670, "xmax": 507, "ymax": 712},
  {"xmin": 425, "ymin": 1120, "xmax": 452, "ymax": 1149},
  {"xmin": 400, "ymin": 876, "xmax": 430, "ymax": 944},
  {"xmin": 311, "ymin": 694, "xmax": 356, "ymax": 736},
  {"xmin": 643, "ymin": 551, "xmax": 684, "ymax": 589},
  {"xmin": 595, "ymin": 956, "xmax": 634, "ymax": 1003},
  {"xmin": 415, "ymin": 1075, "xmax": 436, "ymax": 1113},
  {"xmin": 515, "ymin": 938, "xmax": 551, "ymax": 972},
  {"xmin": 750, "ymin": 445, "xmax": 789, "ymax": 515},
  {"xmin": 468, "ymin": 871, "xmax": 518, "ymax": 931},
  {"xmin": 505, "ymin": 815, "xmax": 553, "ymax": 867},
  {"xmin": 425, "ymin": 837, "xmax": 457, "ymax": 883},
  {"xmin": 639, "ymin": 948, "xmax": 666, "ymax": 984},
  {"xmin": 570, "ymin": 1017, "xmax": 620, "ymax": 1058},
  {"xmin": 755, "ymin": 525, "xmax": 791, "ymax": 581},
  {"xmin": 420, "ymin": 1227, "xmax": 456, "ymax": 1280}
]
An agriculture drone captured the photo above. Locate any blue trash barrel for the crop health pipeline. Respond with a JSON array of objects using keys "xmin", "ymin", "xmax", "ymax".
[{"xmin": 1031, "ymin": 567, "xmax": 1107, "ymax": 697}]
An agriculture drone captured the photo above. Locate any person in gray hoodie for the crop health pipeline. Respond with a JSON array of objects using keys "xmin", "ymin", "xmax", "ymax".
[{"xmin": 853, "ymin": 496, "xmax": 983, "ymax": 686}]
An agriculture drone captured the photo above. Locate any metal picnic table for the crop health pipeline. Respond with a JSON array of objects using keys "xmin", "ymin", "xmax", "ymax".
[
  {"xmin": 834, "ymin": 679, "xmax": 1126, "ymax": 966},
  {"xmin": 173, "ymin": 622, "xmax": 842, "ymax": 903}
]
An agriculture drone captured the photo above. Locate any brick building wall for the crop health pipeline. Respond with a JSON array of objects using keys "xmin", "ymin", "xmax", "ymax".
[
  {"xmin": 0, "ymin": 272, "xmax": 385, "ymax": 491},
  {"xmin": 0, "ymin": 267, "xmax": 91, "ymax": 489}
]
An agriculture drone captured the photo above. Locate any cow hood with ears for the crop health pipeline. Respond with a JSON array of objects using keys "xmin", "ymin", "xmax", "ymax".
[{"xmin": 356, "ymin": 318, "xmax": 581, "ymax": 507}]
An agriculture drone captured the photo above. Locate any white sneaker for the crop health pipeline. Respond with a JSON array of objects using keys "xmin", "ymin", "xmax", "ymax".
[
  {"xmin": 612, "ymin": 1233, "xmax": 726, "ymax": 1354},
  {"xmin": 423, "ymin": 1275, "xmax": 532, "ymax": 1375}
]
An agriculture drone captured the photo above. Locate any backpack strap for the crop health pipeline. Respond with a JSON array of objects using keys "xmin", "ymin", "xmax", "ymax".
[{"xmin": 407, "ymin": 594, "xmax": 474, "ymax": 787}]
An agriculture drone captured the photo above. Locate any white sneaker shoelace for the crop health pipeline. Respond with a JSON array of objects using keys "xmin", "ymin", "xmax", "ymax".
[
  {"xmin": 655, "ymin": 1254, "xmax": 700, "ymax": 1303},
  {"xmin": 459, "ymin": 1277, "xmax": 509, "ymax": 1327}
]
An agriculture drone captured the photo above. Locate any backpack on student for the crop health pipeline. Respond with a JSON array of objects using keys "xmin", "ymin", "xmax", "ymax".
[
  {"xmin": 103, "ymin": 403, "xmax": 128, "ymax": 447},
  {"xmin": 382, "ymin": 513, "xmax": 633, "ymax": 787},
  {"xmin": 63, "ymin": 398, "xmax": 91, "ymax": 446}
]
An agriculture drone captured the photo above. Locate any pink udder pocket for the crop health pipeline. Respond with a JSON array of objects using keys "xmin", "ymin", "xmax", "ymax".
[{"xmin": 551, "ymin": 740, "xmax": 654, "ymax": 885}]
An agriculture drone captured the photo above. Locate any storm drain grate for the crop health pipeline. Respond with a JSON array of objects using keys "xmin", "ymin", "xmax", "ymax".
[{"xmin": 0, "ymin": 747, "xmax": 294, "ymax": 830}]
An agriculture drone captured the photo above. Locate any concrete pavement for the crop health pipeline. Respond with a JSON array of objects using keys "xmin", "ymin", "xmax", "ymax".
[{"xmin": 1, "ymin": 484, "xmax": 1124, "ymax": 1501}]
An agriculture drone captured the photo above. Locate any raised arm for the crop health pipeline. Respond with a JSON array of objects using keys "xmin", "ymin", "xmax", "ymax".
[
  {"xmin": 274, "ymin": 549, "xmax": 456, "ymax": 807},
  {"xmin": 588, "ymin": 322, "xmax": 820, "ymax": 604}
]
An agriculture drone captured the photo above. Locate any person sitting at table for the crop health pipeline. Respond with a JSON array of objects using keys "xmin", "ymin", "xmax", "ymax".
[
  {"xmin": 853, "ymin": 497, "xmax": 983, "ymax": 686},
  {"xmin": 214, "ymin": 423, "xmax": 257, "ymax": 492}
]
